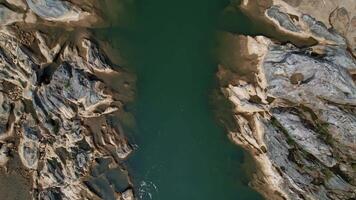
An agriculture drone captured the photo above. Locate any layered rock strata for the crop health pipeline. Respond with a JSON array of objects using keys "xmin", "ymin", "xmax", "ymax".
[
  {"xmin": 218, "ymin": 0, "xmax": 356, "ymax": 199},
  {"xmin": 0, "ymin": 0, "xmax": 135, "ymax": 200}
]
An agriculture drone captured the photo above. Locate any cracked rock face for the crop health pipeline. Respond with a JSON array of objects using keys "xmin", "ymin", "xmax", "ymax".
[
  {"xmin": 219, "ymin": 0, "xmax": 356, "ymax": 199},
  {"xmin": 0, "ymin": 1, "xmax": 136, "ymax": 200}
]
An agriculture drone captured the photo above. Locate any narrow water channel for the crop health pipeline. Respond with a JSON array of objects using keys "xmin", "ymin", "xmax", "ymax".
[{"xmin": 97, "ymin": 0, "xmax": 263, "ymax": 199}]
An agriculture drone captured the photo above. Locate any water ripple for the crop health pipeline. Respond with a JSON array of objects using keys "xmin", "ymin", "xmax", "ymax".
[{"xmin": 137, "ymin": 180, "xmax": 159, "ymax": 200}]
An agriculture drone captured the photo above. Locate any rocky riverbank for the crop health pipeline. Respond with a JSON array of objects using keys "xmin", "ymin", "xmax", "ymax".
[
  {"xmin": 218, "ymin": 0, "xmax": 356, "ymax": 199},
  {"xmin": 0, "ymin": 0, "xmax": 135, "ymax": 200}
]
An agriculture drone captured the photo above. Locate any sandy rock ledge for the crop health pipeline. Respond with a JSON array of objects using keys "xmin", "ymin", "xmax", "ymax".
[
  {"xmin": 218, "ymin": 0, "xmax": 356, "ymax": 199},
  {"xmin": 0, "ymin": 0, "xmax": 136, "ymax": 200}
]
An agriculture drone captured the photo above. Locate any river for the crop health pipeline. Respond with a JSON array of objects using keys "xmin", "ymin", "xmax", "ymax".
[{"xmin": 96, "ymin": 0, "xmax": 263, "ymax": 199}]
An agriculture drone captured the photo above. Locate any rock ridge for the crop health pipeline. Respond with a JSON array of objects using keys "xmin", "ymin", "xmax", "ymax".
[
  {"xmin": 218, "ymin": 0, "xmax": 356, "ymax": 199},
  {"xmin": 0, "ymin": 0, "xmax": 136, "ymax": 200}
]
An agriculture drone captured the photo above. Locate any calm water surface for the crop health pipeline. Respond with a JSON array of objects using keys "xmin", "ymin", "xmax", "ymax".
[{"xmin": 97, "ymin": 0, "xmax": 263, "ymax": 199}]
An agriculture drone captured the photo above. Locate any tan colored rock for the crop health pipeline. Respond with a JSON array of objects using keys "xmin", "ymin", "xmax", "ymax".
[
  {"xmin": 0, "ymin": 5, "xmax": 23, "ymax": 26},
  {"xmin": 24, "ymin": 11, "xmax": 38, "ymax": 24},
  {"xmin": 0, "ymin": 10, "xmax": 135, "ymax": 200},
  {"xmin": 218, "ymin": 34, "xmax": 356, "ymax": 200},
  {"xmin": 0, "ymin": 144, "xmax": 9, "ymax": 166},
  {"xmin": 240, "ymin": 0, "xmax": 356, "ymax": 55},
  {"xmin": 6, "ymin": 0, "xmax": 27, "ymax": 10},
  {"xmin": 282, "ymin": 0, "xmax": 356, "ymax": 55},
  {"xmin": 121, "ymin": 189, "xmax": 135, "ymax": 200},
  {"xmin": 35, "ymin": 31, "xmax": 61, "ymax": 63}
]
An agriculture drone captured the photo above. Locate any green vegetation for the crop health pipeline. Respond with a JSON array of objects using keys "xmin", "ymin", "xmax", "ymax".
[
  {"xmin": 298, "ymin": 105, "xmax": 333, "ymax": 145},
  {"xmin": 315, "ymin": 122, "xmax": 333, "ymax": 145},
  {"xmin": 64, "ymin": 80, "xmax": 71, "ymax": 89},
  {"xmin": 322, "ymin": 168, "xmax": 334, "ymax": 181},
  {"xmin": 352, "ymin": 163, "xmax": 356, "ymax": 171}
]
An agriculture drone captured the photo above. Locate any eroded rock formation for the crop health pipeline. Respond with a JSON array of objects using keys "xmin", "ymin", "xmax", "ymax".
[
  {"xmin": 218, "ymin": 0, "xmax": 356, "ymax": 199},
  {"xmin": 0, "ymin": 0, "xmax": 135, "ymax": 199},
  {"xmin": 2, "ymin": 0, "xmax": 120, "ymax": 27}
]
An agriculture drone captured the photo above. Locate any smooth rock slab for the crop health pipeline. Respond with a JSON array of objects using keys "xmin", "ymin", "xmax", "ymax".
[{"xmin": 26, "ymin": 0, "xmax": 82, "ymax": 22}]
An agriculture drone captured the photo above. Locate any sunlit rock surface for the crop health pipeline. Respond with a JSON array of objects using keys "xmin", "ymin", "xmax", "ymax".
[
  {"xmin": 0, "ymin": 1, "xmax": 136, "ymax": 200},
  {"xmin": 2, "ymin": 0, "xmax": 107, "ymax": 27},
  {"xmin": 26, "ymin": 0, "xmax": 83, "ymax": 21},
  {"xmin": 240, "ymin": 0, "xmax": 356, "ymax": 56},
  {"xmin": 219, "ymin": 0, "xmax": 356, "ymax": 199}
]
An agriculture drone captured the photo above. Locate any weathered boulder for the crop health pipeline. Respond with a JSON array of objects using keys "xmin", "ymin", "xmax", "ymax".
[{"xmin": 121, "ymin": 189, "xmax": 135, "ymax": 200}]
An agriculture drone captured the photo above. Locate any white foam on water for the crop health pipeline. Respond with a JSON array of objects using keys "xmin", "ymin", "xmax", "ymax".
[{"xmin": 137, "ymin": 180, "xmax": 159, "ymax": 199}]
